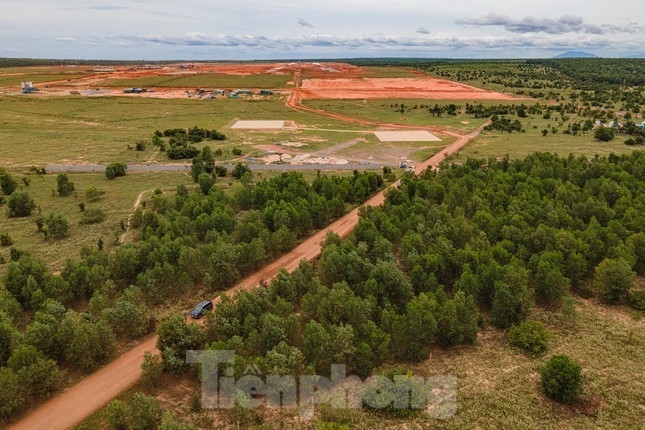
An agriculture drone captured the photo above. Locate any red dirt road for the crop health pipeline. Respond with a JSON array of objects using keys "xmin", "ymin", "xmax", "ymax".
[{"xmin": 10, "ymin": 89, "xmax": 487, "ymax": 430}]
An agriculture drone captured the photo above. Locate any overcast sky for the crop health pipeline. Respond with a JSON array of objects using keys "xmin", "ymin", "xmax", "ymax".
[{"xmin": 1, "ymin": 0, "xmax": 644, "ymax": 60}]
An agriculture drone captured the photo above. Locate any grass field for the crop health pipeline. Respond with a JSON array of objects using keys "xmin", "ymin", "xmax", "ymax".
[
  {"xmin": 302, "ymin": 98, "xmax": 640, "ymax": 160},
  {"xmin": 0, "ymin": 171, "xmax": 194, "ymax": 275},
  {"xmin": 102, "ymin": 73, "xmax": 292, "ymax": 89},
  {"xmin": 303, "ymin": 99, "xmax": 491, "ymax": 132},
  {"xmin": 0, "ymin": 96, "xmax": 374, "ymax": 167}
]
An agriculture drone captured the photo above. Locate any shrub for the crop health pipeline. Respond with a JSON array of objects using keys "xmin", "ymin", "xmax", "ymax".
[
  {"xmin": 594, "ymin": 258, "xmax": 636, "ymax": 304},
  {"xmin": 135, "ymin": 141, "xmax": 146, "ymax": 151},
  {"xmin": 85, "ymin": 186, "xmax": 106, "ymax": 201},
  {"xmin": 6, "ymin": 192, "xmax": 36, "ymax": 217},
  {"xmin": 594, "ymin": 126, "xmax": 615, "ymax": 142},
  {"xmin": 167, "ymin": 146, "xmax": 200, "ymax": 160},
  {"xmin": 232, "ymin": 162, "xmax": 251, "ymax": 180},
  {"xmin": 43, "ymin": 213, "xmax": 70, "ymax": 239},
  {"xmin": 232, "ymin": 147, "xmax": 243, "ymax": 156},
  {"xmin": 627, "ymin": 290, "xmax": 645, "ymax": 311},
  {"xmin": 214, "ymin": 165, "xmax": 228, "ymax": 177},
  {"xmin": 80, "ymin": 209, "xmax": 106, "ymax": 225},
  {"xmin": 508, "ymin": 320, "xmax": 551, "ymax": 357},
  {"xmin": 105, "ymin": 163, "xmax": 127, "ymax": 180},
  {"xmin": 0, "ymin": 169, "xmax": 18, "ymax": 195},
  {"xmin": 540, "ymin": 354, "xmax": 583, "ymax": 403},
  {"xmin": 56, "ymin": 173, "xmax": 75, "ymax": 196},
  {"xmin": 9, "ymin": 248, "xmax": 23, "ymax": 262},
  {"xmin": 0, "ymin": 233, "xmax": 13, "ymax": 247}
]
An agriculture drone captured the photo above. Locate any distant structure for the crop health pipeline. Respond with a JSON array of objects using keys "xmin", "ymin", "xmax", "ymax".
[{"xmin": 21, "ymin": 82, "xmax": 37, "ymax": 94}]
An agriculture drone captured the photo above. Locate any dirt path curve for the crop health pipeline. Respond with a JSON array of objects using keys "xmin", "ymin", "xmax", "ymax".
[
  {"xmin": 10, "ymin": 108, "xmax": 487, "ymax": 430},
  {"xmin": 286, "ymin": 87, "xmax": 463, "ymax": 139},
  {"xmin": 118, "ymin": 190, "xmax": 148, "ymax": 244}
]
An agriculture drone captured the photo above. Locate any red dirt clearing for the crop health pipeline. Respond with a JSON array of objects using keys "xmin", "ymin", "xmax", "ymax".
[{"xmin": 298, "ymin": 77, "xmax": 520, "ymax": 100}]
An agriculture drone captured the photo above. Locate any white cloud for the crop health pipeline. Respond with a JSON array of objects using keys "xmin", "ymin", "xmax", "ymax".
[
  {"xmin": 297, "ymin": 18, "xmax": 314, "ymax": 28},
  {"xmin": 1, "ymin": 0, "xmax": 644, "ymax": 58},
  {"xmin": 456, "ymin": 14, "xmax": 644, "ymax": 35}
]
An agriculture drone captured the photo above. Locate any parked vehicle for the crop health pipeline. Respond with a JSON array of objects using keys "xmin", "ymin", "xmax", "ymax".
[{"xmin": 189, "ymin": 300, "xmax": 213, "ymax": 319}]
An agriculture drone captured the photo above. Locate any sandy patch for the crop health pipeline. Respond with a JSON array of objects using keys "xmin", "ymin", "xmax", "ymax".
[
  {"xmin": 231, "ymin": 120, "xmax": 285, "ymax": 129},
  {"xmin": 374, "ymin": 130, "xmax": 442, "ymax": 142},
  {"xmin": 280, "ymin": 142, "xmax": 308, "ymax": 147}
]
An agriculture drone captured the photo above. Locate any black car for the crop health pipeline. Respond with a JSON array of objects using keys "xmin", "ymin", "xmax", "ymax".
[{"xmin": 189, "ymin": 300, "xmax": 213, "ymax": 319}]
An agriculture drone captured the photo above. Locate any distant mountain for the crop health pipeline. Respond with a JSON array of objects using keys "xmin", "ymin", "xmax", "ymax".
[{"xmin": 553, "ymin": 51, "xmax": 598, "ymax": 58}]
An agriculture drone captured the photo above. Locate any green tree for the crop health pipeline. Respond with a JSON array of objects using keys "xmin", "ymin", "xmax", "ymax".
[
  {"xmin": 56, "ymin": 173, "xmax": 75, "ymax": 196},
  {"xmin": 0, "ymin": 168, "xmax": 18, "ymax": 195},
  {"xmin": 0, "ymin": 367, "xmax": 25, "ymax": 420},
  {"xmin": 102, "ymin": 287, "xmax": 150, "ymax": 338},
  {"xmin": 508, "ymin": 320, "xmax": 551, "ymax": 357},
  {"xmin": 130, "ymin": 392, "xmax": 163, "ymax": 430},
  {"xmin": 140, "ymin": 351, "xmax": 164, "ymax": 388},
  {"xmin": 7, "ymin": 344, "xmax": 63, "ymax": 398},
  {"xmin": 302, "ymin": 320, "xmax": 332, "ymax": 373},
  {"xmin": 594, "ymin": 126, "xmax": 615, "ymax": 142},
  {"xmin": 84, "ymin": 185, "xmax": 105, "ymax": 201},
  {"xmin": 491, "ymin": 264, "xmax": 532, "ymax": 329},
  {"xmin": 105, "ymin": 162, "xmax": 127, "ymax": 179},
  {"xmin": 6, "ymin": 191, "xmax": 36, "ymax": 217},
  {"xmin": 594, "ymin": 258, "xmax": 636, "ymax": 303},
  {"xmin": 540, "ymin": 354, "xmax": 583, "ymax": 403},
  {"xmin": 198, "ymin": 172, "xmax": 215, "ymax": 195},
  {"xmin": 232, "ymin": 162, "xmax": 251, "ymax": 180},
  {"xmin": 43, "ymin": 212, "xmax": 70, "ymax": 239},
  {"xmin": 156, "ymin": 314, "xmax": 204, "ymax": 373},
  {"xmin": 104, "ymin": 399, "xmax": 130, "ymax": 430}
]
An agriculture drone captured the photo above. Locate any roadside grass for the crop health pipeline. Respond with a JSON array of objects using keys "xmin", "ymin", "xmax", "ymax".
[
  {"xmin": 101, "ymin": 73, "xmax": 292, "ymax": 89},
  {"xmin": 454, "ymin": 112, "xmax": 637, "ymax": 160},
  {"xmin": 0, "ymin": 171, "xmax": 194, "ymax": 275},
  {"xmin": 0, "ymin": 96, "xmax": 375, "ymax": 167}
]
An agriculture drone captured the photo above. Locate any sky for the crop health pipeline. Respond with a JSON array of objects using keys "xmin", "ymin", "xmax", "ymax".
[{"xmin": 1, "ymin": 0, "xmax": 644, "ymax": 60}]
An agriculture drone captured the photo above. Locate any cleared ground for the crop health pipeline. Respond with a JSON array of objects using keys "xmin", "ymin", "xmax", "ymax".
[
  {"xmin": 374, "ymin": 130, "xmax": 442, "ymax": 142},
  {"xmin": 298, "ymin": 77, "xmax": 521, "ymax": 101}
]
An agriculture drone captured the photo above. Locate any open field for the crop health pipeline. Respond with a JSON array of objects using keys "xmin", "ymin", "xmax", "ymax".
[
  {"xmin": 302, "ymin": 99, "xmax": 491, "ymax": 133},
  {"xmin": 0, "ymin": 171, "xmax": 195, "ymax": 275},
  {"xmin": 0, "ymin": 96, "xmax": 379, "ymax": 167},
  {"xmin": 455, "ymin": 128, "xmax": 637, "ymax": 160},
  {"xmin": 301, "ymin": 98, "xmax": 641, "ymax": 159}
]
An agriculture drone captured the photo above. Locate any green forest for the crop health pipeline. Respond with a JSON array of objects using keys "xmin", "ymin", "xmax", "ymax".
[{"xmin": 147, "ymin": 151, "xmax": 645, "ymax": 425}]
